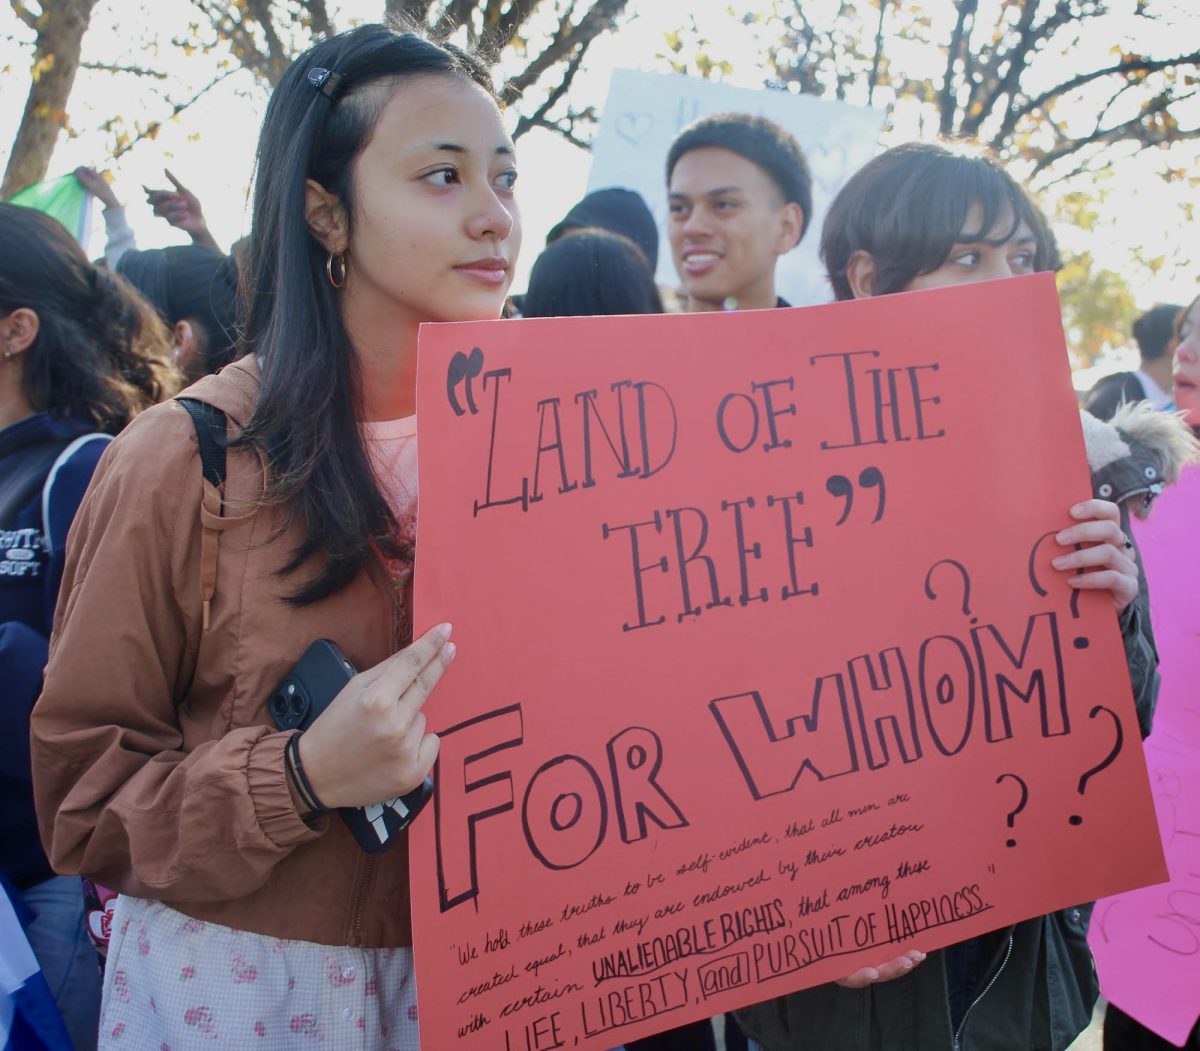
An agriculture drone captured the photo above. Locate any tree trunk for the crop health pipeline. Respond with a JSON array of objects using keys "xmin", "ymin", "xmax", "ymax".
[{"xmin": 2, "ymin": 0, "xmax": 99, "ymax": 199}]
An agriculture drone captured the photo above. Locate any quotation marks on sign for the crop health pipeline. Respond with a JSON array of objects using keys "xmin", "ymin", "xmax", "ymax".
[
  {"xmin": 995, "ymin": 773, "xmax": 1029, "ymax": 848},
  {"xmin": 1027, "ymin": 530, "xmax": 1089, "ymax": 649},
  {"xmin": 447, "ymin": 347, "xmax": 486, "ymax": 417},
  {"xmin": 924, "ymin": 558, "xmax": 976, "ymax": 625},
  {"xmin": 1070, "ymin": 705, "xmax": 1124, "ymax": 826},
  {"xmin": 826, "ymin": 467, "xmax": 886, "ymax": 526}
]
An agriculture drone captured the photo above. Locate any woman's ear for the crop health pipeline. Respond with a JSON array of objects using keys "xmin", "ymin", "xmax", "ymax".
[
  {"xmin": 0, "ymin": 307, "xmax": 40, "ymax": 357},
  {"xmin": 304, "ymin": 179, "xmax": 349, "ymax": 255},
  {"xmin": 171, "ymin": 319, "xmax": 202, "ymax": 376},
  {"xmin": 845, "ymin": 250, "xmax": 877, "ymax": 299}
]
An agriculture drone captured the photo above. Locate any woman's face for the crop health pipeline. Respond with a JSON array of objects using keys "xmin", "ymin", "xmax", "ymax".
[
  {"xmin": 903, "ymin": 201, "xmax": 1037, "ymax": 293},
  {"xmin": 342, "ymin": 74, "xmax": 521, "ymax": 331},
  {"xmin": 1172, "ymin": 298, "xmax": 1200, "ymax": 427}
]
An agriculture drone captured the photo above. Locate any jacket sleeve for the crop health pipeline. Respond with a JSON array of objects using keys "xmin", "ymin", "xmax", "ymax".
[
  {"xmin": 30, "ymin": 403, "xmax": 324, "ymax": 901},
  {"xmin": 0, "ymin": 620, "xmax": 47, "ymax": 782},
  {"xmin": 1119, "ymin": 595, "xmax": 1158, "ymax": 739}
]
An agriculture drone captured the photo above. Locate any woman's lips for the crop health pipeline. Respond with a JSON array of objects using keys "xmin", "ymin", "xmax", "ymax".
[{"xmin": 455, "ymin": 259, "xmax": 509, "ymax": 285}]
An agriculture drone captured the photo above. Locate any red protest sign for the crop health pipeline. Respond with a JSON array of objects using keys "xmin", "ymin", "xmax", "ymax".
[{"xmin": 410, "ymin": 274, "xmax": 1165, "ymax": 1050}]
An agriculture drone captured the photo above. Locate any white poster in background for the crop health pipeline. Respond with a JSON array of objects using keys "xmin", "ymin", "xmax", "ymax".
[{"xmin": 588, "ymin": 69, "xmax": 885, "ymax": 307}]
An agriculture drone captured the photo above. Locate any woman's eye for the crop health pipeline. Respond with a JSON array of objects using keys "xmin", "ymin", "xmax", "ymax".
[
  {"xmin": 953, "ymin": 250, "xmax": 980, "ymax": 267},
  {"xmin": 426, "ymin": 167, "xmax": 458, "ymax": 186},
  {"xmin": 1011, "ymin": 252, "xmax": 1034, "ymax": 270},
  {"xmin": 495, "ymin": 169, "xmax": 518, "ymax": 192}
]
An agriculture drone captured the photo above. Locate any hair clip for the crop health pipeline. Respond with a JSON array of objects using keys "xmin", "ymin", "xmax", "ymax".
[{"xmin": 307, "ymin": 67, "xmax": 343, "ymax": 100}]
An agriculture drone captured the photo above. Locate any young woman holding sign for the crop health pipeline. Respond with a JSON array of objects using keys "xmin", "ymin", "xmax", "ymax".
[
  {"xmin": 735, "ymin": 142, "xmax": 1155, "ymax": 1051},
  {"xmin": 31, "ymin": 24, "xmax": 519, "ymax": 1050}
]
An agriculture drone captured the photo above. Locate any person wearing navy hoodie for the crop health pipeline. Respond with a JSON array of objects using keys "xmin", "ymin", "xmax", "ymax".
[{"xmin": 0, "ymin": 202, "xmax": 177, "ymax": 1048}]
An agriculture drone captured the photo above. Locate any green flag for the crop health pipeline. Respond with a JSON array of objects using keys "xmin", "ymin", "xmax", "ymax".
[{"xmin": 9, "ymin": 174, "xmax": 94, "ymax": 244}]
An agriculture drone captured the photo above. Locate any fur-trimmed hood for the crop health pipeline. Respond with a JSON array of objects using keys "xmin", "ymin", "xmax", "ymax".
[{"xmin": 1081, "ymin": 402, "xmax": 1199, "ymax": 518}]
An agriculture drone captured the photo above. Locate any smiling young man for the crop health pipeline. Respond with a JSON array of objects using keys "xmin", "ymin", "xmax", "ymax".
[{"xmin": 665, "ymin": 113, "xmax": 811, "ymax": 313}]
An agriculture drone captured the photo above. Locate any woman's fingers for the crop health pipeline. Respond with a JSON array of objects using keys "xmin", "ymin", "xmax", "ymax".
[
  {"xmin": 1053, "ymin": 543, "xmax": 1134, "ymax": 575},
  {"xmin": 359, "ymin": 623, "xmax": 453, "ymax": 691},
  {"xmin": 297, "ymin": 626, "xmax": 454, "ymax": 809},
  {"xmin": 1069, "ymin": 498, "xmax": 1120, "ymax": 524},
  {"xmin": 1055, "ymin": 499, "xmax": 1139, "ymax": 612},
  {"xmin": 835, "ymin": 950, "xmax": 925, "ymax": 988}
]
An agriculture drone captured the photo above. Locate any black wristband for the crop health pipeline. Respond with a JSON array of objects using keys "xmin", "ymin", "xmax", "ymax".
[{"xmin": 287, "ymin": 732, "xmax": 330, "ymax": 814}]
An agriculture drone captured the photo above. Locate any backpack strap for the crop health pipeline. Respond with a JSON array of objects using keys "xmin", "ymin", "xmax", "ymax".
[
  {"xmin": 177, "ymin": 398, "xmax": 228, "ymax": 488},
  {"xmin": 177, "ymin": 397, "xmax": 228, "ymax": 631}
]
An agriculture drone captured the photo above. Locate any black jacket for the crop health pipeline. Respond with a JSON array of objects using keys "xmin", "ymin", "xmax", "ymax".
[{"xmin": 0, "ymin": 411, "xmax": 109, "ymax": 888}]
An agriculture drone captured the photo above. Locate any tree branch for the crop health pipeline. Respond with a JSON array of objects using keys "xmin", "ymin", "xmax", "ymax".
[
  {"xmin": 304, "ymin": 0, "xmax": 334, "ymax": 38},
  {"xmin": 500, "ymin": 0, "xmax": 628, "ymax": 105},
  {"xmin": 963, "ymin": 0, "xmax": 1039, "ymax": 137},
  {"xmin": 192, "ymin": 1, "xmax": 274, "ymax": 84},
  {"xmin": 433, "ymin": 0, "xmax": 480, "ymax": 39},
  {"xmin": 111, "ymin": 67, "xmax": 240, "ymax": 160},
  {"xmin": 494, "ymin": 0, "xmax": 541, "ymax": 47},
  {"xmin": 81, "ymin": 60, "xmax": 169, "ymax": 78},
  {"xmin": 245, "ymin": 0, "xmax": 288, "ymax": 82},
  {"xmin": 387, "ymin": 0, "xmax": 434, "ymax": 27},
  {"xmin": 1028, "ymin": 93, "xmax": 1200, "ymax": 175},
  {"xmin": 938, "ymin": 0, "xmax": 975, "ymax": 136},
  {"xmin": 1008, "ymin": 51, "xmax": 1200, "ymax": 130},
  {"xmin": 9, "ymin": 0, "xmax": 37, "ymax": 30},
  {"xmin": 511, "ymin": 41, "xmax": 585, "ymax": 138},
  {"xmin": 867, "ymin": 0, "xmax": 887, "ymax": 107}
]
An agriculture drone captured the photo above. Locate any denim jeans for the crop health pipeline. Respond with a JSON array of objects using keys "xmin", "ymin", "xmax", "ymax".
[{"xmin": 22, "ymin": 875, "xmax": 101, "ymax": 1049}]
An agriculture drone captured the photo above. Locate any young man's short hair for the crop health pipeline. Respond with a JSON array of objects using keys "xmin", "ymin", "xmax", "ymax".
[
  {"xmin": 666, "ymin": 113, "xmax": 813, "ymax": 240},
  {"xmin": 820, "ymin": 142, "xmax": 1059, "ymax": 301},
  {"xmin": 1132, "ymin": 303, "xmax": 1184, "ymax": 363}
]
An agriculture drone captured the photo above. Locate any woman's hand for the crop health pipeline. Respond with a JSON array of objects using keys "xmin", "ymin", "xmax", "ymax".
[
  {"xmin": 297, "ymin": 623, "xmax": 454, "ymax": 809},
  {"xmin": 1052, "ymin": 499, "xmax": 1138, "ymax": 614},
  {"xmin": 836, "ymin": 949, "xmax": 926, "ymax": 988}
]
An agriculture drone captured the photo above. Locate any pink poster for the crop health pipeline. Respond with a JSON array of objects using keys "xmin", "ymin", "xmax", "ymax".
[{"xmin": 1090, "ymin": 466, "xmax": 1200, "ymax": 1047}]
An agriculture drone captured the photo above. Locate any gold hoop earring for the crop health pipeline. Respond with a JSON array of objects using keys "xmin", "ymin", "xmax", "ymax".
[{"xmin": 326, "ymin": 252, "xmax": 347, "ymax": 289}]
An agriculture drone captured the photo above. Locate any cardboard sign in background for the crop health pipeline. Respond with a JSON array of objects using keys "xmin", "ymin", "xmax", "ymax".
[
  {"xmin": 587, "ymin": 69, "xmax": 884, "ymax": 307},
  {"xmin": 410, "ymin": 275, "xmax": 1165, "ymax": 1050}
]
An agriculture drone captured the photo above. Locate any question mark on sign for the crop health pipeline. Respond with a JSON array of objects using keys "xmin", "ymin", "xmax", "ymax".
[
  {"xmin": 924, "ymin": 558, "xmax": 976, "ymax": 624},
  {"xmin": 996, "ymin": 773, "xmax": 1028, "ymax": 848},
  {"xmin": 1069, "ymin": 704, "xmax": 1124, "ymax": 825},
  {"xmin": 1027, "ymin": 529, "xmax": 1089, "ymax": 649}
]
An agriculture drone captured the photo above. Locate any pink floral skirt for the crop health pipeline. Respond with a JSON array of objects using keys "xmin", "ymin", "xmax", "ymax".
[{"xmin": 98, "ymin": 896, "xmax": 420, "ymax": 1049}]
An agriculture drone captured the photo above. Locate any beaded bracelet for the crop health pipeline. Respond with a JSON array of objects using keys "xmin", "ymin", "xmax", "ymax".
[{"xmin": 286, "ymin": 731, "xmax": 330, "ymax": 814}]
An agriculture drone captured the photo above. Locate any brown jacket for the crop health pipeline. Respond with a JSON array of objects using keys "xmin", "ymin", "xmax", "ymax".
[{"xmin": 31, "ymin": 358, "xmax": 415, "ymax": 947}]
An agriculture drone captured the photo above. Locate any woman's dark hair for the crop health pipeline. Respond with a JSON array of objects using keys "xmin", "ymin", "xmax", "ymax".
[
  {"xmin": 0, "ymin": 203, "xmax": 177, "ymax": 432},
  {"xmin": 118, "ymin": 245, "xmax": 241, "ymax": 375},
  {"xmin": 820, "ymin": 142, "xmax": 1059, "ymax": 301},
  {"xmin": 522, "ymin": 229, "xmax": 663, "ymax": 319},
  {"xmin": 239, "ymin": 24, "xmax": 496, "ymax": 603}
]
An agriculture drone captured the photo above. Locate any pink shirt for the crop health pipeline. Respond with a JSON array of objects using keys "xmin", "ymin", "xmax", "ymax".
[{"xmin": 361, "ymin": 415, "xmax": 417, "ymax": 585}]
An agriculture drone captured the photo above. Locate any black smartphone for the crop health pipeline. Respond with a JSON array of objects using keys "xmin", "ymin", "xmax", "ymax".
[{"xmin": 268, "ymin": 639, "xmax": 434, "ymax": 853}]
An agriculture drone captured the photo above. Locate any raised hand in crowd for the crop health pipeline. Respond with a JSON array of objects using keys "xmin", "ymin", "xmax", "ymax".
[
  {"xmin": 144, "ymin": 168, "xmax": 221, "ymax": 252},
  {"xmin": 73, "ymin": 165, "xmax": 121, "ymax": 211}
]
